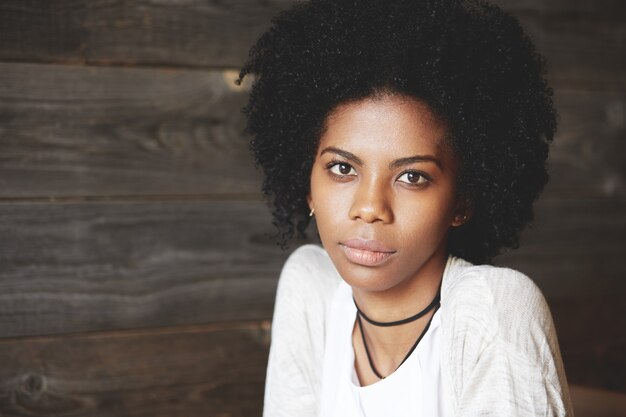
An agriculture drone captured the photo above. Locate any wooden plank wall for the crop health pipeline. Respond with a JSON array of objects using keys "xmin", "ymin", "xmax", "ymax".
[{"xmin": 0, "ymin": 1, "xmax": 624, "ymax": 416}]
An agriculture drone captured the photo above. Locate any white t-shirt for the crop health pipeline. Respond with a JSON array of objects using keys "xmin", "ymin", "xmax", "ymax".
[{"xmin": 318, "ymin": 279, "xmax": 453, "ymax": 417}]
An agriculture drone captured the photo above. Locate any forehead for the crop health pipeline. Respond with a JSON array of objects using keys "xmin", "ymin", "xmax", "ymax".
[{"xmin": 319, "ymin": 94, "xmax": 452, "ymax": 158}]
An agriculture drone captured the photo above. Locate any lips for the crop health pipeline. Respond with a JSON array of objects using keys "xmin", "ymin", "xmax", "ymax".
[{"xmin": 340, "ymin": 239, "xmax": 396, "ymax": 266}]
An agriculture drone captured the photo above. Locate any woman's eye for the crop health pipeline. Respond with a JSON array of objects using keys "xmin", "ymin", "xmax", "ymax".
[
  {"xmin": 329, "ymin": 162, "xmax": 356, "ymax": 176},
  {"xmin": 397, "ymin": 171, "xmax": 429, "ymax": 185}
]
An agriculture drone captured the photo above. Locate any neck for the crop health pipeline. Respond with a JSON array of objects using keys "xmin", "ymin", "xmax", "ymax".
[
  {"xmin": 351, "ymin": 249, "xmax": 447, "ymax": 324},
  {"xmin": 350, "ymin": 247, "xmax": 448, "ymax": 383}
]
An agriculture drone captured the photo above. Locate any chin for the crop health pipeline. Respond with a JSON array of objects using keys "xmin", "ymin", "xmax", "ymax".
[{"xmin": 334, "ymin": 258, "xmax": 402, "ymax": 293}]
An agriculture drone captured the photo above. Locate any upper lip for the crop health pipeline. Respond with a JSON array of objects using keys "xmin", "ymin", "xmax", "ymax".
[{"xmin": 341, "ymin": 238, "xmax": 395, "ymax": 253}]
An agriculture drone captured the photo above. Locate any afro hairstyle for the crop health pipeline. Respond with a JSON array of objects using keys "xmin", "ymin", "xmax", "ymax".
[{"xmin": 237, "ymin": 0, "xmax": 557, "ymax": 264}]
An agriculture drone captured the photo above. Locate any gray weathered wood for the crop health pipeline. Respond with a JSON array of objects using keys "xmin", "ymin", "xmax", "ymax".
[
  {"xmin": 0, "ymin": 62, "xmax": 260, "ymax": 198},
  {"xmin": 1, "ymin": 62, "xmax": 623, "ymax": 199},
  {"xmin": 0, "ymin": 0, "xmax": 623, "ymax": 89},
  {"xmin": 1, "ymin": 194, "xmax": 624, "ymax": 387},
  {"xmin": 0, "ymin": 321, "xmax": 270, "ymax": 417},
  {"xmin": 0, "ymin": 0, "xmax": 294, "ymax": 68},
  {"xmin": 497, "ymin": 196, "xmax": 626, "ymax": 299},
  {"xmin": 0, "ymin": 200, "xmax": 291, "ymax": 339}
]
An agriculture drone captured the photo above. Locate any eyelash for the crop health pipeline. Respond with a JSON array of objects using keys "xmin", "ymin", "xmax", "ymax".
[
  {"xmin": 325, "ymin": 160, "xmax": 432, "ymax": 187},
  {"xmin": 397, "ymin": 170, "xmax": 431, "ymax": 186},
  {"xmin": 326, "ymin": 160, "xmax": 357, "ymax": 178}
]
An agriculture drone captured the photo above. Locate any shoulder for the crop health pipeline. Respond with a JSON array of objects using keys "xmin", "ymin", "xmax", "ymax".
[
  {"xmin": 265, "ymin": 244, "xmax": 341, "ymax": 416},
  {"xmin": 443, "ymin": 256, "xmax": 541, "ymax": 297},
  {"xmin": 442, "ymin": 257, "xmax": 555, "ymax": 359},
  {"xmin": 269, "ymin": 244, "xmax": 342, "ymax": 364},
  {"xmin": 275, "ymin": 244, "xmax": 342, "ymax": 322},
  {"xmin": 441, "ymin": 258, "xmax": 572, "ymax": 415},
  {"xmin": 281, "ymin": 243, "xmax": 337, "ymax": 278},
  {"xmin": 444, "ymin": 257, "xmax": 550, "ymax": 328},
  {"xmin": 278, "ymin": 244, "xmax": 342, "ymax": 298}
]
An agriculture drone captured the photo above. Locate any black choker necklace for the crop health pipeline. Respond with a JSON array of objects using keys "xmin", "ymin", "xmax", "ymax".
[
  {"xmin": 352, "ymin": 289, "xmax": 441, "ymax": 327},
  {"xmin": 354, "ymin": 288, "xmax": 442, "ymax": 380}
]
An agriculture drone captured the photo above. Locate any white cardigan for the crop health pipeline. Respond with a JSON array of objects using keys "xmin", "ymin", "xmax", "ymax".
[{"xmin": 263, "ymin": 244, "xmax": 574, "ymax": 416}]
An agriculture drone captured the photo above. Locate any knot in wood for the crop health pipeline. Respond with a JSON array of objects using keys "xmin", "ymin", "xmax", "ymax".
[{"xmin": 21, "ymin": 373, "xmax": 45, "ymax": 397}]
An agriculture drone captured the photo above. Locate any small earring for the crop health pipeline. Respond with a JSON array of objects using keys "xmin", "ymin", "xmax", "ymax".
[{"xmin": 309, "ymin": 208, "xmax": 315, "ymax": 217}]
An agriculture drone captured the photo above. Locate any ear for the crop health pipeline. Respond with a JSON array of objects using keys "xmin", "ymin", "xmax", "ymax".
[
  {"xmin": 306, "ymin": 194, "xmax": 316, "ymax": 218},
  {"xmin": 451, "ymin": 197, "xmax": 473, "ymax": 227}
]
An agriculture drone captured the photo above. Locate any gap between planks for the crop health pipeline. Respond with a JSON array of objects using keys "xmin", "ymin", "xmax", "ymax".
[
  {"xmin": 0, "ymin": 193, "xmax": 265, "ymax": 204},
  {"xmin": 0, "ymin": 319, "xmax": 272, "ymax": 344}
]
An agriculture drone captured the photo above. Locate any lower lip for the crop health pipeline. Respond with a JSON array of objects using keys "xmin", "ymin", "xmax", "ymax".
[{"xmin": 340, "ymin": 245, "xmax": 395, "ymax": 267}]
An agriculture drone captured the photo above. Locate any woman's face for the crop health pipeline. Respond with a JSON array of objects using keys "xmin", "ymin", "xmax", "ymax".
[{"xmin": 308, "ymin": 94, "xmax": 464, "ymax": 294}]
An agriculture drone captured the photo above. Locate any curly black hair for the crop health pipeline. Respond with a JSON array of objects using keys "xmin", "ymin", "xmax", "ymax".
[{"xmin": 237, "ymin": 0, "xmax": 556, "ymax": 265}]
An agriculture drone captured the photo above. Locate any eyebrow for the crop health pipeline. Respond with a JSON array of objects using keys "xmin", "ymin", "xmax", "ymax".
[
  {"xmin": 320, "ymin": 147, "xmax": 364, "ymax": 166},
  {"xmin": 320, "ymin": 146, "xmax": 442, "ymax": 170},
  {"xmin": 389, "ymin": 155, "xmax": 442, "ymax": 170}
]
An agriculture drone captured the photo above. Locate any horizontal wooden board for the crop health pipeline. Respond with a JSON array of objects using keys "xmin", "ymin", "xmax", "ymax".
[
  {"xmin": 0, "ymin": 321, "xmax": 270, "ymax": 417},
  {"xmin": 0, "ymin": 200, "xmax": 294, "ymax": 338},
  {"xmin": 0, "ymin": 0, "xmax": 623, "ymax": 89},
  {"xmin": 496, "ymin": 196, "xmax": 626, "ymax": 299},
  {"xmin": 1, "ymin": 63, "xmax": 624, "ymax": 199},
  {"xmin": 0, "ymin": 0, "xmax": 292, "ymax": 69},
  {"xmin": 0, "ymin": 62, "xmax": 261, "ymax": 198},
  {"xmin": 0, "ymin": 195, "xmax": 624, "ymax": 382}
]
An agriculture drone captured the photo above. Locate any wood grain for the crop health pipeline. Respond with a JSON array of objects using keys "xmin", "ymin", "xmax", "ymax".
[
  {"xmin": 496, "ymin": 196, "xmax": 626, "ymax": 299},
  {"xmin": 1, "ymin": 63, "xmax": 623, "ymax": 200},
  {"xmin": 0, "ymin": 62, "xmax": 260, "ymax": 198},
  {"xmin": 0, "ymin": 195, "xmax": 623, "ymax": 393},
  {"xmin": 0, "ymin": 200, "xmax": 292, "ymax": 339},
  {"xmin": 512, "ymin": 12, "xmax": 626, "ymax": 91},
  {"xmin": 0, "ymin": 321, "xmax": 270, "ymax": 417},
  {"xmin": 0, "ymin": 0, "xmax": 623, "ymax": 89},
  {"xmin": 0, "ymin": 0, "xmax": 293, "ymax": 68}
]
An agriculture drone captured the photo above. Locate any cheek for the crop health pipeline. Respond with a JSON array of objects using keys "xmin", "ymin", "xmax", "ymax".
[
  {"xmin": 311, "ymin": 170, "xmax": 349, "ymax": 216},
  {"xmin": 310, "ymin": 170, "xmax": 344, "ymax": 233},
  {"xmin": 395, "ymin": 194, "xmax": 456, "ymax": 236},
  {"xmin": 309, "ymin": 167, "xmax": 325, "ymax": 210},
  {"xmin": 314, "ymin": 187, "xmax": 351, "ymax": 230}
]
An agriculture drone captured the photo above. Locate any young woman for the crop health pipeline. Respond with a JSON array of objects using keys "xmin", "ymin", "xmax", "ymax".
[{"xmin": 237, "ymin": 0, "xmax": 573, "ymax": 415}]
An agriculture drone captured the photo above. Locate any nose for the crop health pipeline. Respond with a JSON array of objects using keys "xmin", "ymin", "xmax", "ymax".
[{"xmin": 348, "ymin": 178, "xmax": 393, "ymax": 224}]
